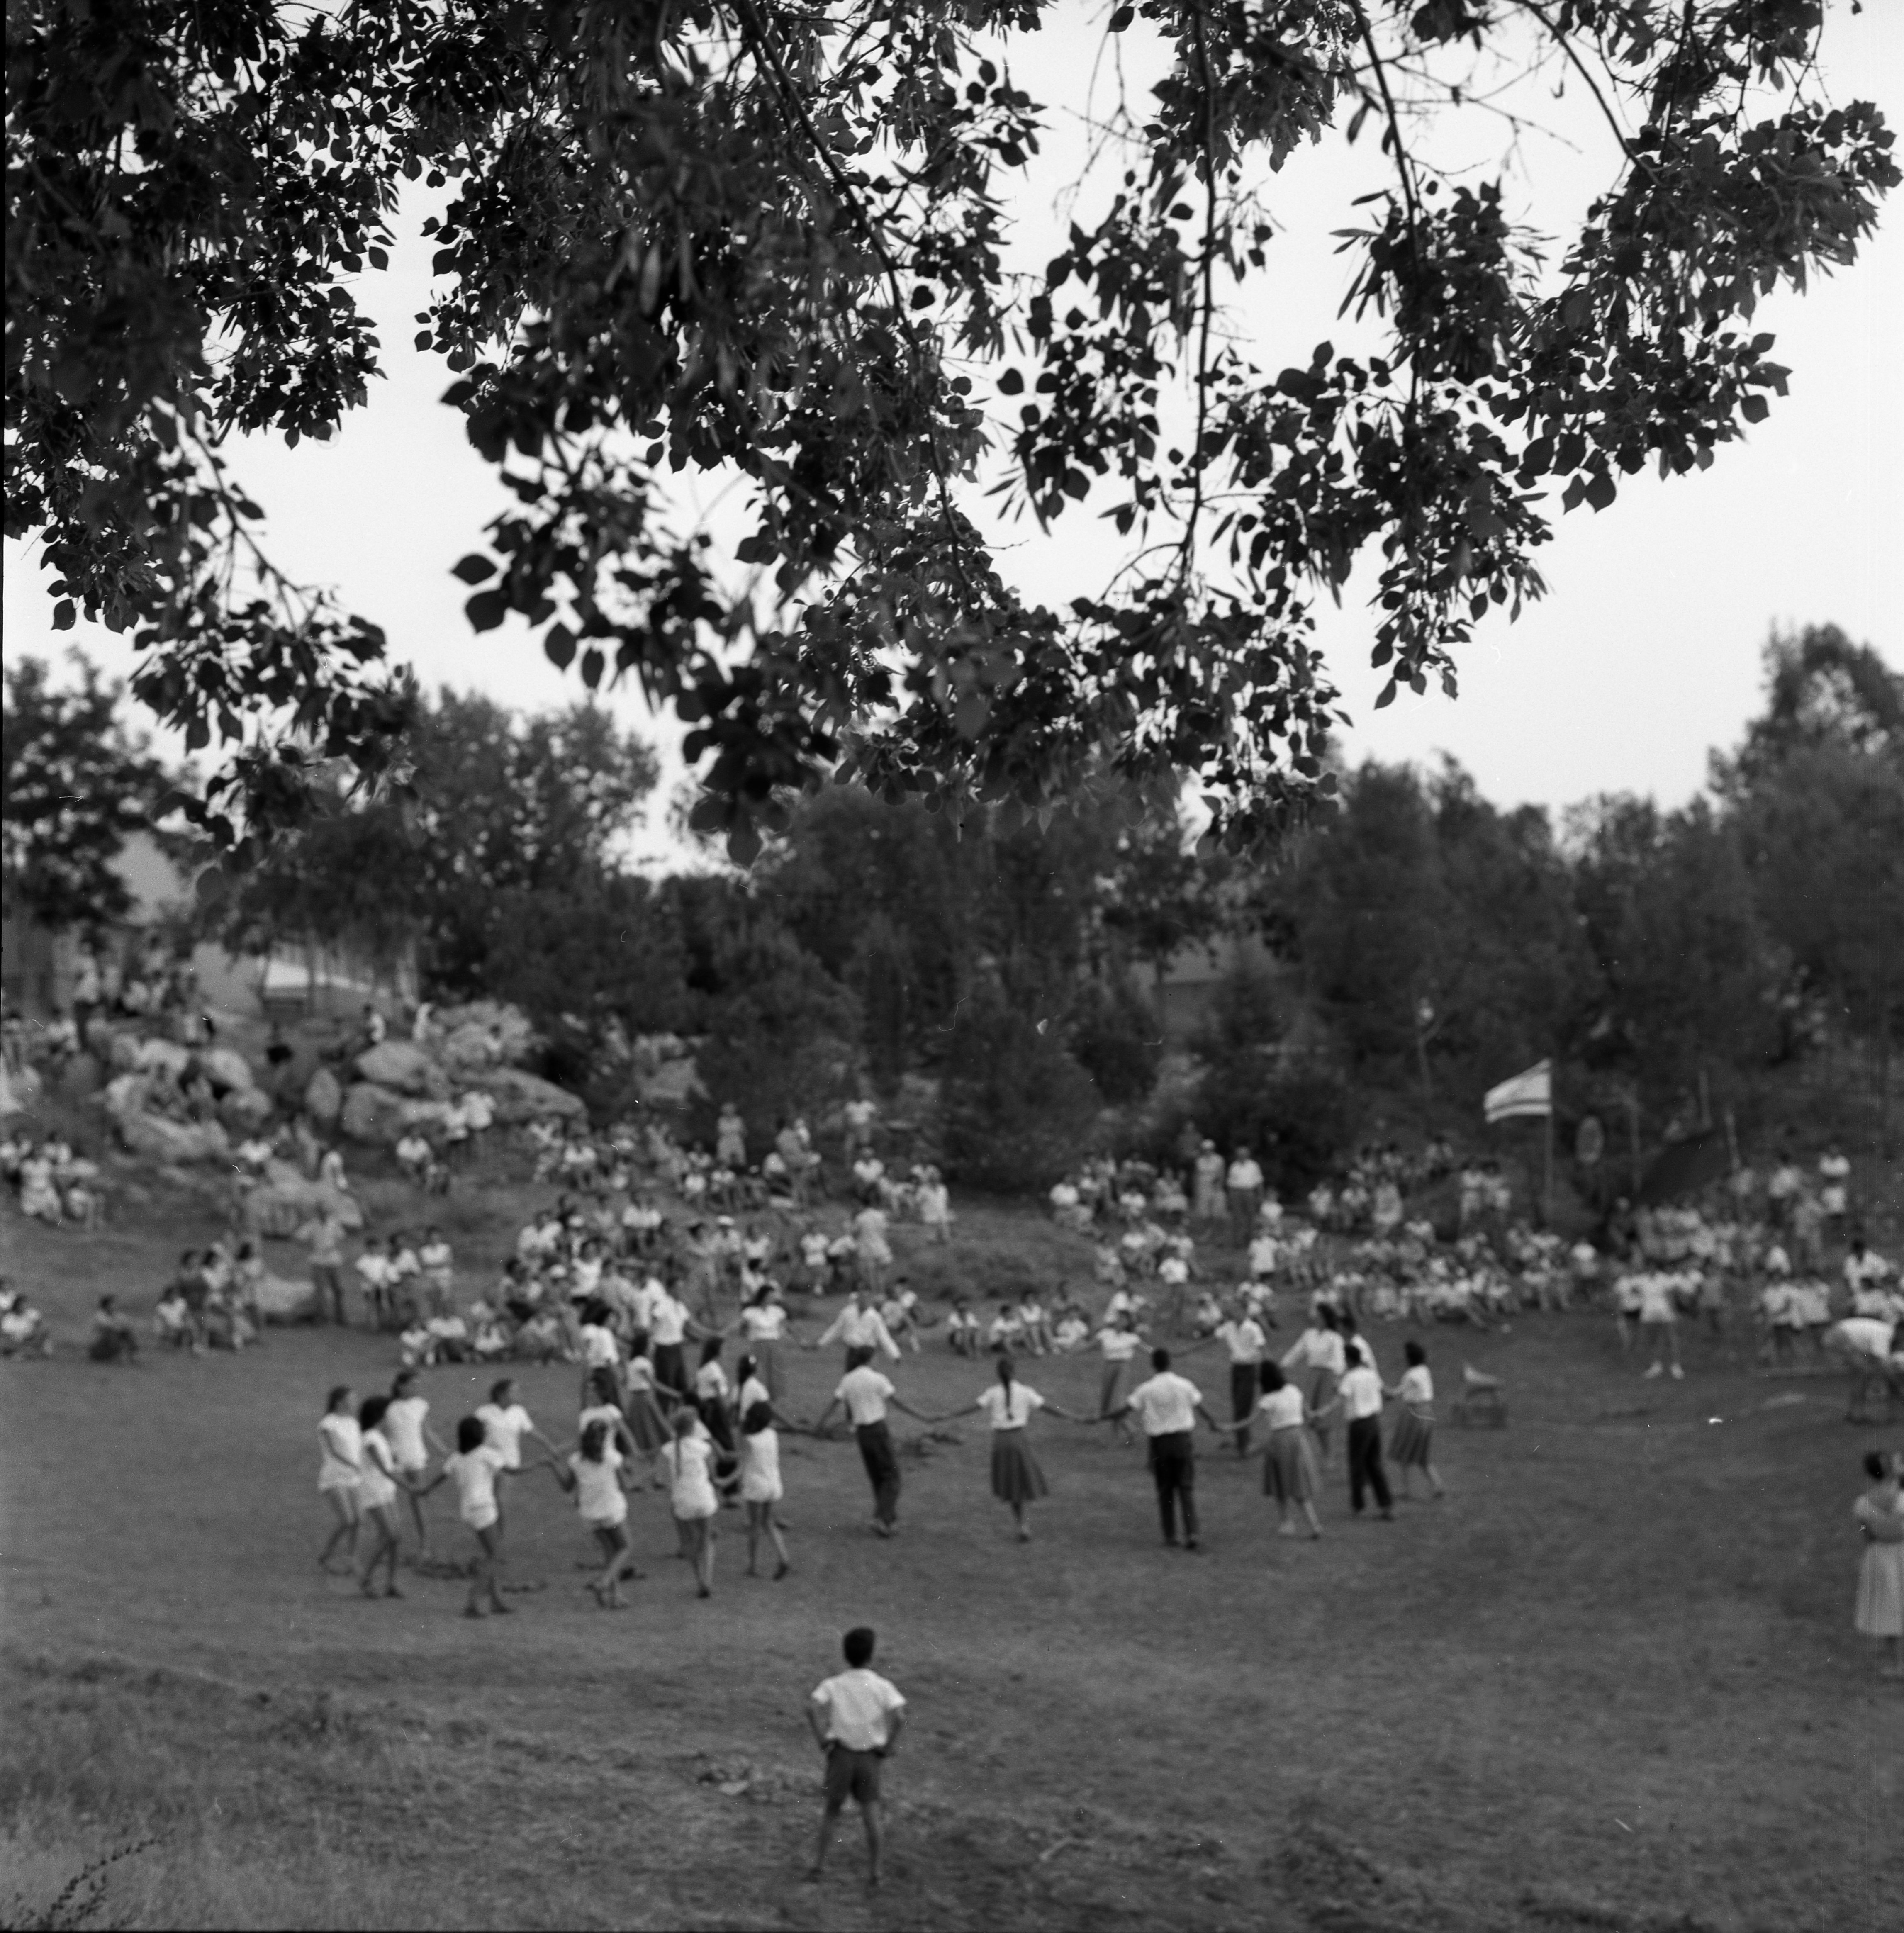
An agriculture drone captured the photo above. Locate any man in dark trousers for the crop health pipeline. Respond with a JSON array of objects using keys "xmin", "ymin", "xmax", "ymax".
[
  {"xmin": 1115, "ymin": 1348, "xmax": 1224, "ymax": 1550},
  {"xmin": 1337, "ymin": 1341, "xmax": 1394, "ymax": 1520},
  {"xmin": 813, "ymin": 1345, "xmax": 934, "ymax": 1536}
]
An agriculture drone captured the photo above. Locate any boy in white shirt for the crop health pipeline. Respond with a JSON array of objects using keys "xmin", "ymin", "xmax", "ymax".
[{"xmin": 806, "ymin": 1626, "xmax": 906, "ymax": 1889}]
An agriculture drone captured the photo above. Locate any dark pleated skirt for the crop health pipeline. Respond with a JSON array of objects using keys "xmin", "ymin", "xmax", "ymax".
[
  {"xmin": 1263, "ymin": 1426, "xmax": 1318, "ymax": 1503},
  {"xmin": 624, "ymin": 1388, "xmax": 671, "ymax": 1453},
  {"xmin": 990, "ymin": 1432, "xmax": 1049, "ymax": 1506},
  {"xmin": 1389, "ymin": 1407, "xmax": 1434, "ymax": 1468}
]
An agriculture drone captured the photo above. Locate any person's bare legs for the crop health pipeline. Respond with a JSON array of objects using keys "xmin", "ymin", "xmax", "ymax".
[
  {"xmin": 319, "ymin": 1491, "xmax": 358, "ymax": 1572},
  {"xmin": 861, "ymin": 1798, "xmax": 884, "ymax": 1886},
  {"xmin": 1010, "ymin": 1501, "xmax": 1029, "ymax": 1543},
  {"xmin": 403, "ymin": 1482, "xmax": 433, "ymax": 1556},
  {"xmin": 592, "ymin": 1526, "xmax": 627, "ymax": 1607},
  {"xmin": 360, "ymin": 1508, "xmax": 401, "ymax": 1595},
  {"xmin": 809, "ymin": 1802, "xmax": 843, "ymax": 1879}
]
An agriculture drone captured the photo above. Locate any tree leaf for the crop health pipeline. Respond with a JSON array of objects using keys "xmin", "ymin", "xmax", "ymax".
[
  {"xmin": 465, "ymin": 589, "xmax": 508, "ymax": 631},
  {"xmin": 452, "ymin": 554, "xmax": 497, "ymax": 585}
]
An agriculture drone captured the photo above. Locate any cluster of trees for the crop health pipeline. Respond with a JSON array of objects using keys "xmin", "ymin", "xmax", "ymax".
[
  {"xmin": 10, "ymin": 0, "xmax": 1894, "ymax": 858},
  {"xmin": 4, "ymin": 626, "xmax": 1895, "ymax": 1190}
]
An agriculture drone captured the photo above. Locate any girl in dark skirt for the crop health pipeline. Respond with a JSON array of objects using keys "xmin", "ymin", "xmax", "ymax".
[
  {"xmin": 1384, "ymin": 1340, "xmax": 1444, "ymax": 1498},
  {"xmin": 935, "ymin": 1355, "xmax": 1084, "ymax": 1542},
  {"xmin": 1251, "ymin": 1362, "xmax": 1324, "ymax": 1539},
  {"xmin": 621, "ymin": 1337, "xmax": 675, "ymax": 1471}
]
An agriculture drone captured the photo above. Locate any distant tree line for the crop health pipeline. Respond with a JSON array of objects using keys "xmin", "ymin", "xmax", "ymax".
[{"xmin": 5, "ymin": 627, "xmax": 1897, "ymax": 1191}]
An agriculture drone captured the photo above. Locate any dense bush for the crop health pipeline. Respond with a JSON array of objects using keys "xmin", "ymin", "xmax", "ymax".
[
  {"xmin": 1068, "ymin": 974, "xmax": 1164, "ymax": 1105},
  {"xmin": 1191, "ymin": 1057, "xmax": 1361, "ymax": 1200},
  {"xmin": 939, "ymin": 988, "xmax": 1105, "ymax": 1193}
]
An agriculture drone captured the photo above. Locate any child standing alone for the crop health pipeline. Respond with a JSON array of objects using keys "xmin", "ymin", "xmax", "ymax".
[{"xmin": 805, "ymin": 1626, "xmax": 906, "ymax": 1890}]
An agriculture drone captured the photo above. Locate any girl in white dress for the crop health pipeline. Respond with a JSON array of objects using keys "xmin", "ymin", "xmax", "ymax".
[
  {"xmin": 1853, "ymin": 1450, "xmax": 1904, "ymax": 1679},
  {"xmin": 384, "ymin": 1369, "xmax": 447, "ymax": 1556},
  {"xmin": 354, "ymin": 1395, "xmax": 406, "ymax": 1597},
  {"xmin": 661, "ymin": 1410, "xmax": 721, "ymax": 1598},
  {"xmin": 739, "ymin": 1400, "xmax": 791, "ymax": 1579},
  {"xmin": 415, "ymin": 1415, "xmax": 533, "ymax": 1618},
  {"xmin": 551, "ymin": 1418, "xmax": 634, "ymax": 1608},
  {"xmin": 317, "ymin": 1385, "xmax": 363, "ymax": 1574}
]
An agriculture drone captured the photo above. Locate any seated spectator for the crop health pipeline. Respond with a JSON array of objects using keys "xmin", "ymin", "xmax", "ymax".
[
  {"xmin": 86, "ymin": 1294, "xmax": 136, "ymax": 1363},
  {"xmin": 153, "ymin": 1284, "xmax": 194, "ymax": 1348},
  {"xmin": 394, "ymin": 1130, "xmax": 433, "ymax": 1186},
  {"xmin": 2, "ymin": 1285, "xmax": 53, "ymax": 1358}
]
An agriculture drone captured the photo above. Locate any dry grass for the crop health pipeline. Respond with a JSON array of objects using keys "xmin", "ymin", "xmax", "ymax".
[{"xmin": 3, "ymin": 1168, "xmax": 1902, "ymax": 1931}]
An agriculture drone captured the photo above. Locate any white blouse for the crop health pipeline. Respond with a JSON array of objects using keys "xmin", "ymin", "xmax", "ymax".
[
  {"xmin": 1256, "ymin": 1385, "xmax": 1306, "ymax": 1430},
  {"xmin": 976, "ymin": 1383, "xmax": 1045, "ymax": 1431}
]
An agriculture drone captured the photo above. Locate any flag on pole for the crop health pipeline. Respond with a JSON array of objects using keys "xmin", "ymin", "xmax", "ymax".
[{"xmin": 1483, "ymin": 1059, "xmax": 1552, "ymax": 1124}]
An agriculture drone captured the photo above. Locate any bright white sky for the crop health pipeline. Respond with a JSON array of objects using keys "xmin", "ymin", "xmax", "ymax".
[{"xmin": 5, "ymin": 4, "xmax": 1899, "ymax": 868}]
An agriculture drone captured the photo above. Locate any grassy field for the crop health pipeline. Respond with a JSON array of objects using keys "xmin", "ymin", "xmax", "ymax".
[{"xmin": 2, "ymin": 1154, "xmax": 1901, "ymax": 1932}]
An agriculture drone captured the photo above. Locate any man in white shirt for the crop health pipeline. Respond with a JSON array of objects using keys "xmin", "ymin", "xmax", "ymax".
[
  {"xmin": 1225, "ymin": 1150, "xmax": 1264, "ymax": 1244},
  {"xmin": 1115, "ymin": 1349, "xmax": 1223, "ymax": 1550},
  {"xmin": 816, "ymin": 1290, "xmax": 901, "ymax": 1368},
  {"xmin": 813, "ymin": 1347, "xmax": 933, "ymax": 1535},
  {"xmin": 1215, "ymin": 1301, "xmax": 1268, "ymax": 1455},
  {"xmin": 1337, "ymin": 1342, "xmax": 1393, "ymax": 1519},
  {"xmin": 806, "ymin": 1625, "xmax": 906, "ymax": 1887}
]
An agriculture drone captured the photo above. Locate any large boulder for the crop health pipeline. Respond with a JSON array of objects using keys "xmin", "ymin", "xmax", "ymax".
[
  {"xmin": 102, "ymin": 1071, "xmax": 153, "ymax": 1119},
  {"xmin": 637, "ymin": 1056, "xmax": 706, "ymax": 1107},
  {"xmin": 356, "ymin": 1041, "xmax": 450, "ymax": 1098},
  {"xmin": 200, "ymin": 1047, "xmax": 256, "ymax": 1093},
  {"xmin": 398, "ymin": 1098, "xmax": 454, "ymax": 1130},
  {"xmin": 135, "ymin": 1037, "xmax": 192, "ymax": 1079},
  {"xmin": 254, "ymin": 1271, "xmax": 317, "ymax": 1323},
  {"xmin": 242, "ymin": 1161, "xmax": 363, "ymax": 1237},
  {"xmin": 433, "ymin": 999, "xmax": 538, "ymax": 1066},
  {"xmin": 56, "ymin": 1052, "xmax": 103, "ymax": 1098},
  {"xmin": 219, "ymin": 1086, "xmax": 275, "ymax": 1132},
  {"xmin": 304, "ymin": 1066, "xmax": 343, "ymax": 1126},
  {"xmin": 0, "ymin": 1061, "xmax": 43, "ymax": 1117},
  {"xmin": 438, "ymin": 1023, "xmax": 491, "ymax": 1073},
  {"xmin": 340, "ymin": 1081, "xmax": 409, "ymax": 1144},
  {"xmin": 463, "ymin": 1064, "xmax": 587, "ymax": 1124},
  {"xmin": 118, "ymin": 1111, "xmax": 230, "ymax": 1164}
]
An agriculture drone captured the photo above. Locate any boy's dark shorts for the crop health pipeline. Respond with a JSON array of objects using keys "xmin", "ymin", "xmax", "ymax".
[{"xmin": 823, "ymin": 1744, "xmax": 884, "ymax": 1807}]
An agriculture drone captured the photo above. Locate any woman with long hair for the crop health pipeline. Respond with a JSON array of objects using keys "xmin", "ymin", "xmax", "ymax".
[{"xmin": 936, "ymin": 1355, "xmax": 1082, "ymax": 1543}]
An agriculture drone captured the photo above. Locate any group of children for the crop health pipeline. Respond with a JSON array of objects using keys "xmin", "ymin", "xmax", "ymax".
[
  {"xmin": 0, "ymin": 1131, "xmax": 106, "ymax": 1230},
  {"xmin": 315, "ymin": 1351, "xmax": 796, "ymax": 1614}
]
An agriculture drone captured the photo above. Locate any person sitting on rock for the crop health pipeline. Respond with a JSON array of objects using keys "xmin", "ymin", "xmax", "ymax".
[{"xmin": 394, "ymin": 1130, "xmax": 433, "ymax": 1187}]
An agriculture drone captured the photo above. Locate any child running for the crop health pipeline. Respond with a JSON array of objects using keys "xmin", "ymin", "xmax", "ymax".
[
  {"xmin": 739, "ymin": 1400, "xmax": 792, "ymax": 1580},
  {"xmin": 354, "ymin": 1395, "xmax": 406, "ymax": 1597},
  {"xmin": 317, "ymin": 1385, "xmax": 362, "ymax": 1574},
  {"xmin": 806, "ymin": 1626, "xmax": 907, "ymax": 1891},
  {"xmin": 416, "ymin": 1415, "xmax": 532, "ymax": 1617},
  {"xmin": 384, "ymin": 1369, "xmax": 446, "ymax": 1555},
  {"xmin": 551, "ymin": 1417, "xmax": 635, "ymax": 1609},
  {"xmin": 661, "ymin": 1409, "xmax": 721, "ymax": 1598}
]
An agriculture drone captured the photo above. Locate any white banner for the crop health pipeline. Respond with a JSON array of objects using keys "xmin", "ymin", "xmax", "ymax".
[{"xmin": 1484, "ymin": 1059, "xmax": 1552, "ymax": 1123}]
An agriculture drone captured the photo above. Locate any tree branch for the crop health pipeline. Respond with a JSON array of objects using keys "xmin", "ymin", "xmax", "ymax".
[{"xmin": 1178, "ymin": 0, "xmax": 1221, "ymax": 589}]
